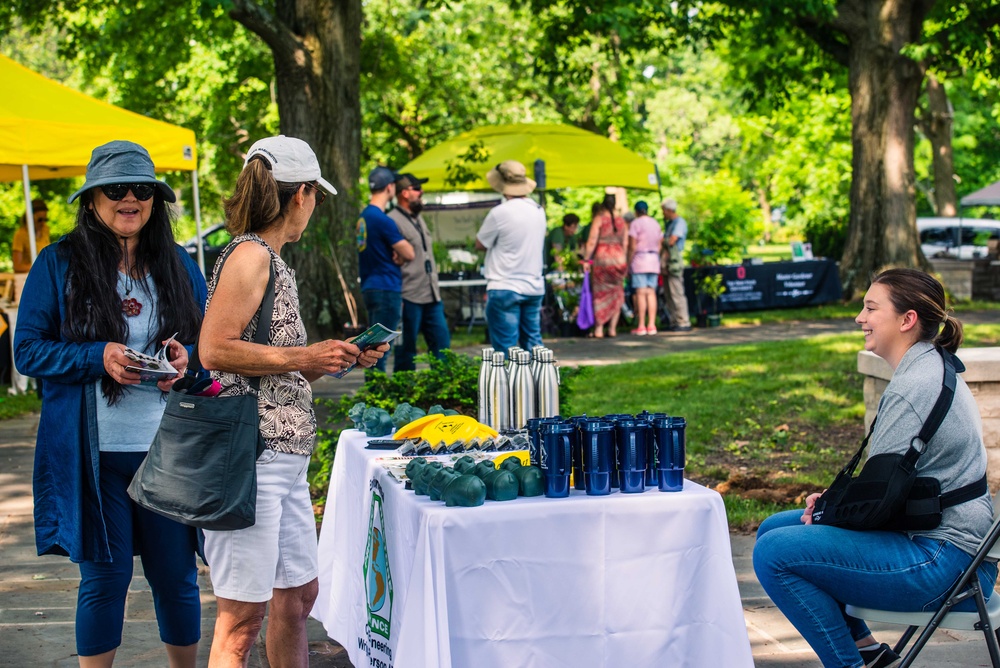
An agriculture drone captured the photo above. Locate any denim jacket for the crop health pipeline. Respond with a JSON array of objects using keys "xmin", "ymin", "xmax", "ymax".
[{"xmin": 14, "ymin": 240, "xmax": 207, "ymax": 562}]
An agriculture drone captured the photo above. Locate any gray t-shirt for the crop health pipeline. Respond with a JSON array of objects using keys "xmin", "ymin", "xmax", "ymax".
[
  {"xmin": 870, "ymin": 341, "xmax": 993, "ymax": 555},
  {"xmin": 667, "ymin": 215, "xmax": 687, "ymax": 253}
]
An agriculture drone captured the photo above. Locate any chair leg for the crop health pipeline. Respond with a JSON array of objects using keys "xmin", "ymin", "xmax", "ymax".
[
  {"xmin": 972, "ymin": 587, "xmax": 1000, "ymax": 668},
  {"xmin": 892, "ymin": 626, "xmax": 917, "ymax": 655}
]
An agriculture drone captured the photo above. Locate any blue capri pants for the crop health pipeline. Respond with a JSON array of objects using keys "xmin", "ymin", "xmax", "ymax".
[
  {"xmin": 753, "ymin": 509, "xmax": 996, "ymax": 667},
  {"xmin": 76, "ymin": 451, "xmax": 201, "ymax": 656}
]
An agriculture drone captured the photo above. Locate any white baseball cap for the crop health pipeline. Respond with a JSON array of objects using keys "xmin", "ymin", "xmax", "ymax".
[{"xmin": 244, "ymin": 135, "xmax": 338, "ymax": 195}]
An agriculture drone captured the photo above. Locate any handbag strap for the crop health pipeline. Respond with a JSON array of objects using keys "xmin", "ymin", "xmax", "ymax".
[{"xmin": 188, "ymin": 240, "xmax": 277, "ymax": 392}]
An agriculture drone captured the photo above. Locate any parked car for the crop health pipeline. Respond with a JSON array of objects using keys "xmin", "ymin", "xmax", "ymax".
[
  {"xmin": 183, "ymin": 222, "xmax": 230, "ymax": 274},
  {"xmin": 917, "ymin": 217, "xmax": 1000, "ymax": 260}
]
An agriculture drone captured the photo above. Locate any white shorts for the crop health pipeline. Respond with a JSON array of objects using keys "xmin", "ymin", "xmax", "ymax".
[{"xmin": 204, "ymin": 449, "xmax": 318, "ymax": 603}]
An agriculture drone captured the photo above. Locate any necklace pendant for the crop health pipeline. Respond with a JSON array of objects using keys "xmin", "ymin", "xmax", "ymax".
[{"xmin": 122, "ymin": 297, "xmax": 143, "ymax": 317}]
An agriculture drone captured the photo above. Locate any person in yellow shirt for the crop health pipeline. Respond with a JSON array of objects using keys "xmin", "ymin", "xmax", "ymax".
[{"xmin": 12, "ymin": 199, "xmax": 51, "ymax": 272}]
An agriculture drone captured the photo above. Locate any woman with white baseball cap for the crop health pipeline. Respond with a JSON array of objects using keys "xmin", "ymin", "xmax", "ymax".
[{"xmin": 197, "ymin": 136, "xmax": 386, "ymax": 666}]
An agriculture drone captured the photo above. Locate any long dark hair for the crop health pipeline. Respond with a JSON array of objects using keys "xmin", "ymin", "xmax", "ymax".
[
  {"xmin": 870, "ymin": 268, "xmax": 963, "ymax": 353},
  {"xmin": 61, "ymin": 190, "xmax": 203, "ymax": 405}
]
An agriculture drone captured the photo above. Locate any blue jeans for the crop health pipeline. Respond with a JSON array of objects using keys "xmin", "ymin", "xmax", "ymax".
[
  {"xmin": 753, "ymin": 509, "xmax": 997, "ymax": 667},
  {"xmin": 77, "ymin": 452, "xmax": 200, "ymax": 655},
  {"xmin": 395, "ymin": 299, "xmax": 452, "ymax": 372},
  {"xmin": 485, "ymin": 289, "xmax": 543, "ymax": 353},
  {"xmin": 362, "ymin": 289, "xmax": 402, "ymax": 373}
]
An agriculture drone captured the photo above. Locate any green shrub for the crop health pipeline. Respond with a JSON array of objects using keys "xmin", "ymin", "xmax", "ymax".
[
  {"xmin": 803, "ymin": 214, "xmax": 848, "ymax": 260},
  {"xmin": 682, "ymin": 170, "xmax": 761, "ymax": 265}
]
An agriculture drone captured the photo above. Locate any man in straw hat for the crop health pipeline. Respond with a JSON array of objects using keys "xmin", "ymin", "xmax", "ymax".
[{"xmin": 475, "ymin": 160, "xmax": 547, "ymax": 352}]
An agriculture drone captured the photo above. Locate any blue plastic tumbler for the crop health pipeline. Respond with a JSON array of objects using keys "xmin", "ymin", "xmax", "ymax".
[
  {"xmin": 613, "ymin": 418, "xmax": 648, "ymax": 493},
  {"xmin": 526, "ymin": 417, "xmax": 544, "ymax": 466},
  {"xmin": 603, "ymin": 414, "xmax": 632, "ymax": 488},
  {"xmin": 539, "ymin": 421, "xmax": 574, "ymax": 498},
  {"xmin": 653, "ymin": 416, "xmax": 686, "ymax": 492},
  {"xmin": 579, "ymin": 419, "xmax": 614, "ymax": 495},
  {"xmin": 570, "ymin": 415, "xmax": 589, "ymax": 490},
  {"xmin": 527, "ymin": 417, "xmax": 560, "ymax": 467},
  {"xmin": 637, "ymin": 416, "xmax": 658, "ymax": 487}
]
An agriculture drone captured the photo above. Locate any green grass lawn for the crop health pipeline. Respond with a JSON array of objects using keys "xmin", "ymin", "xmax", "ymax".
[{"xmin": 0, "ymin": 387, "xmax": 41, "ymax": 420}]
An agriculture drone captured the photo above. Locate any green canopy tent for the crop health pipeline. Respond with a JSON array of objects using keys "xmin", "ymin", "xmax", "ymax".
[{"xmin": 399, "ymin": 123, "xmax": 660, "ymax": 192}]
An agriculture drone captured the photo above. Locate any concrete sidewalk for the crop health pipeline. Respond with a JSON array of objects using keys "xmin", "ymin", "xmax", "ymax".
[{"xmin": 4, "ymin": 316, "xmax": 998, "ymax": 666}]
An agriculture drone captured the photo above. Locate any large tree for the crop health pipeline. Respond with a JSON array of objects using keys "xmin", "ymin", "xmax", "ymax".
[
  {"xmin": 523, "ymin": 0, "xmax": 1000, "ymax": 297},
  {"xmin": 225, "ymin": 0, "xmax": 363, "ymax": 339},
  {"xmin": 3, "ymin": 0, "xmax": 363, "ymax": 339}
]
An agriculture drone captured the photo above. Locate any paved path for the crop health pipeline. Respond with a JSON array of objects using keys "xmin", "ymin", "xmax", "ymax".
[{"xmin": 4, "ymin": 314, "xmax": 997, "ymax": 666}]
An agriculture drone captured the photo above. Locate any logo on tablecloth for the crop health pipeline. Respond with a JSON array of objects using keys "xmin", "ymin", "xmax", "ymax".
[{"xmin": 364, "ymin": 478, "xmax": 394, "ymax": 641}]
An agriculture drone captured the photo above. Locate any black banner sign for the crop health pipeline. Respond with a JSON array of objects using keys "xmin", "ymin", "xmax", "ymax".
[{"xmin": 684, "ymin": 259, "xmax": 843, "ymax": 314}]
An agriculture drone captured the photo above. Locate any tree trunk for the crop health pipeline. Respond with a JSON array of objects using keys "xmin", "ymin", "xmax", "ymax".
[
  {"xmin": 837, "ymin": 0, "xmax": 934, "ymax": 299},
  {"xmin": 918, "ymin": 73, "xmax": 957, "ymax": 217},
  {"xmin": 229, "ymin": 0, "xmax": 363, "ymax": 341}
]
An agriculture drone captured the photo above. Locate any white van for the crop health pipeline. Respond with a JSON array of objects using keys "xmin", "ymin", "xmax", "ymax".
[{"xmin": 917, "ymin": 217, "xmax": 1000, "ymax": 260}]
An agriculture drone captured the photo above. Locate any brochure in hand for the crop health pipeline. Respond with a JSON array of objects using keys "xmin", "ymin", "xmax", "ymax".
[
  {"xmin": 330, "ymin": 323, "xmax": 401, "ymax": 378},
  {"xmin": 123, "ymin": 333, "xmax": 179, "ymax": 385}
]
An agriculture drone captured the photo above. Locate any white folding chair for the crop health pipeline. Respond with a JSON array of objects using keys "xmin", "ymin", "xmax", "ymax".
[{"xmin": 846, "ymin": 491, "xmax": 1000, "ymax": 668}]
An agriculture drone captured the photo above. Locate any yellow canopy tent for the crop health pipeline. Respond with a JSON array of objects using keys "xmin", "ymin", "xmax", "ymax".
[
  {"xmin": 0, "ymin": 54, "xmax": 207, "ymax": 271},
  {"xmin": 399, "ymin": 123, "xmax": 660, "ymax": 192}
]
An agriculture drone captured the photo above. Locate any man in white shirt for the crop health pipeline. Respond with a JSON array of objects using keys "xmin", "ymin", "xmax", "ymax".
[{"xmin": 475, "ymin": 160, "xmax": 547, "ymax": 352}]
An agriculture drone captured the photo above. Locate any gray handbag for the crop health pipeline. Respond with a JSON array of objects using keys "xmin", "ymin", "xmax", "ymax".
[{"xmin": 128, "ymin": 246, "xmax": 275, "ymax": 530}]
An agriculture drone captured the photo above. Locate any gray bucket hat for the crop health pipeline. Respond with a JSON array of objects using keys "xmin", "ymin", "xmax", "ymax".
[{"xmin": 68, "ymin": 140, "xmax": 176, "ymax": 203}]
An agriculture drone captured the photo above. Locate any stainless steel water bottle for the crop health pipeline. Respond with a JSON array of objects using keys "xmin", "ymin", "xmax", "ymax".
[
  {"xmin": 511, "ymin": 350, "xmax": 537, "ymax": 429},
  {"xmin": 530, "ymin": 345, "xmax": 545, "ymax": 384},
  {"xmin": 486, "ymin": 353, "xmax": 510, "ymax": 432},
  {"xmin": 478, "ymin": 348, "xmax": 494, "ymax": 424},
  {"xmin": 537, "ymin": 349, "xmax": 560, "ymax": 418},
  {"xmin": 507, "ymin": 346, "xmax": 522, "ymax": 373}
]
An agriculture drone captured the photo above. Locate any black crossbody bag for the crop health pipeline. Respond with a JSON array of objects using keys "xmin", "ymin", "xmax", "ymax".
[
  {"xmin": 128, "ymin": 245, "xmax": 275, "ymax": 530},
  {"xmin": 811, "ymin": 347, "xmax": 987, "ymax": 531}
]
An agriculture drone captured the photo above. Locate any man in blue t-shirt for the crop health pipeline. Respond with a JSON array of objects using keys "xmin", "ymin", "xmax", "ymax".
[{"xmin": 357, "ymin": 166, "xmax": 415, "ymax": 372}]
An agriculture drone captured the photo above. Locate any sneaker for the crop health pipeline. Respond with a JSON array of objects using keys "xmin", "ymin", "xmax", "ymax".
[
  {"xmin": 861, "ymin": 643, "xmax": 901, "ymax": 668},
  {"xmin": 667, "ymin": 325, "xmax": 693, "ymax": 332},
  {"xmin": 647, "ymin": 327, "xmax": 658, "ymax": 335},
  {"xmin": 631, "ymin": 327, "xmax": 648, "ymax": 336}
]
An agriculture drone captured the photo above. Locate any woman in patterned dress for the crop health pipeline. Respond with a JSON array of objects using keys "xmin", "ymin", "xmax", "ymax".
[
  {"xmin": 198, "ymin": 136, "xmax": 386, "ymax": 666},
  {"xmin": 582, "ymin": 197, "xmax": 628, "ymax": 338}
]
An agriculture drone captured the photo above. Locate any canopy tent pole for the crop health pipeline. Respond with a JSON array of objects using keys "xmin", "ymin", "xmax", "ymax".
[
  {"xmin": 21, "ymin": 165, "xmax": 37, "ymax": 264},
  {"xmin": 191, "ymin": 169, "xmax": 205, "ymax": 274}
]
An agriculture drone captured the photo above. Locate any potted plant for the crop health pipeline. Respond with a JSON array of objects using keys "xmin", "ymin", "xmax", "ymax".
[{"xmin": 697, "ymin": 272, "xmax": 727, "ymax": 327}]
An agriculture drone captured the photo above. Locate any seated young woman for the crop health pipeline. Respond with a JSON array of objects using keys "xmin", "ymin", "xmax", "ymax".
[{"xmin": 753, "ymin": 268, "xmax": 995, "ymax": 668}]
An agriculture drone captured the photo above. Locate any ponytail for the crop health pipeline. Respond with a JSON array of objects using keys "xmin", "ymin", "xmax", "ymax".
[
  {"xmin": 935, "ymin": 313, "xmax": 964, "ymax": 354},
  {"xmin": 224, "ymin": 156, "xmax": 301, "ymax": 236}
]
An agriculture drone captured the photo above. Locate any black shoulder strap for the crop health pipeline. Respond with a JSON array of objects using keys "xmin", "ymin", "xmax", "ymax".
[
  {"xmin": 188, "ymin": 240, "xmax": 276, "ymax": 391},
  {"xmin": 915, "ymin": 347, "xmax": 958, "ymax": 446}
]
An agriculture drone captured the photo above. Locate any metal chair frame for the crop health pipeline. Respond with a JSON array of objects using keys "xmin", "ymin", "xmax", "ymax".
[{"xmin": 845, "ymin": 495, "xmax": 1000, "ymax": 668}]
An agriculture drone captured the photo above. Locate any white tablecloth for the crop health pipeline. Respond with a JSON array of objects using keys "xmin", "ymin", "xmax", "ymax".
[{"xmin": 313, "ymin": 430, "xmax": 753, "ymax": 668}]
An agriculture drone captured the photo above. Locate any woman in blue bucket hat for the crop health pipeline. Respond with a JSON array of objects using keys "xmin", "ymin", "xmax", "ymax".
[{"xmin": 15, "ymin": 140, "xmax": 207, "ymax": 666}]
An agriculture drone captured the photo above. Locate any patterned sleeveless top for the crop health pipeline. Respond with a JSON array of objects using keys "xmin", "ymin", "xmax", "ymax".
[{"xmin": 207, "ymin": 234, "xmax": 317, "ymax": 455}]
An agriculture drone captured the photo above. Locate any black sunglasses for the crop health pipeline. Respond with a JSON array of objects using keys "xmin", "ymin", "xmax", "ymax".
[
  {"xmin": 100, "ymin": 183, "xmax": 156, "ymax": 201},
  {"xmin": 305, "ymin": 183, "xmax": 327, "ymax": 206}
]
